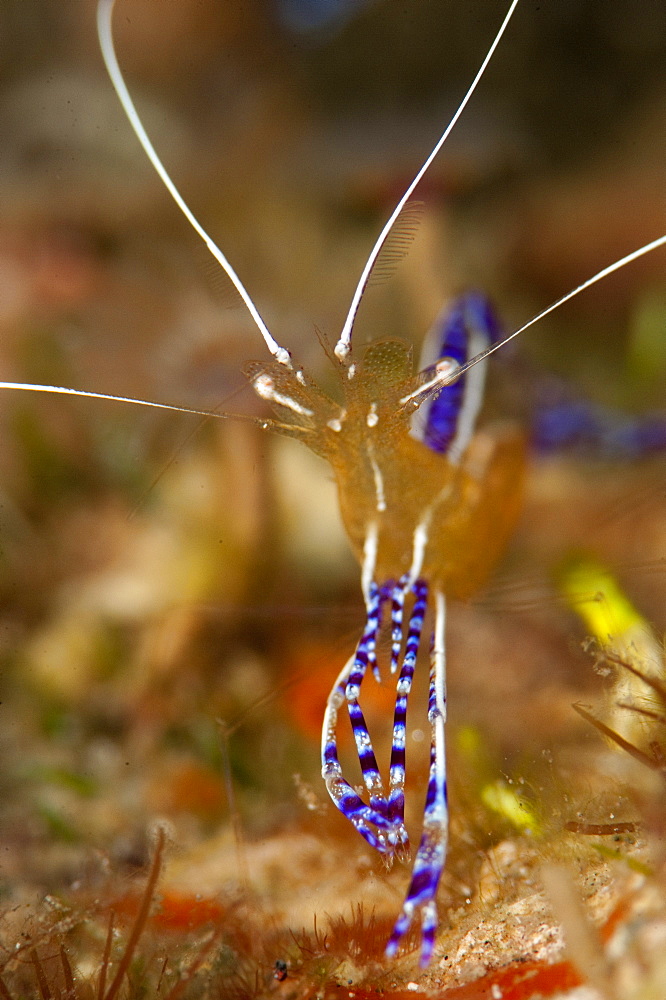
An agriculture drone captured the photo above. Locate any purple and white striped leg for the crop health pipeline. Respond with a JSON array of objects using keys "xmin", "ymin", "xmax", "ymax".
[
  {"xmin": 386, "ymin": 590, "xmax": 448, "ymax": 966},
  {"xmin": 345, "ymin": 582, "xmax": 392, "ymax": 821},
  {"xmin": 387, "ymin": 579, "xmax": 429, "ymax": 861},
  {"xmin": 390, "ymin": 575, "xmax": 409, "ymax": 673},
  {"xmin": 321, "ymin": 582, "xmax": 394, "ymax": 853},
  {"xmin": 321, "ymin": 652, "xmax": 393, "ymax": 853}
]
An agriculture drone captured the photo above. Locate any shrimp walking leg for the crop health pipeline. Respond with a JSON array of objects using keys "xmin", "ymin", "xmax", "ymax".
[
  {"xmin": 322, "ymin": 579, "xmax": 432, "ymax": 864},
  {"xmin": 386, "ymin": 591, "xmax": 448, "ymax": 965}
]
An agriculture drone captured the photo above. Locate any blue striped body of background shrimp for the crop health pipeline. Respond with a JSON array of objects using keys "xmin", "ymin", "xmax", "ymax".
[{"xmin": 3, "ymin": 0, "xmax": 665, "ymax": 969}]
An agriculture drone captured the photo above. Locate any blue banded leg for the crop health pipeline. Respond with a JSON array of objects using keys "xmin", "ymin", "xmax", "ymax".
[
  {"xmin": 322, "ymin": 582, "xmax": 398, "ymax": 853},
  {"xmin": 355, "ymin": 579, "xmax": 389, "ymax": 686},
  {"xmin": 386, "ymin": 591, "xmax": 448, "ymax": 966},
  {"xmin": 345, "ymin": 582, "xmax": 392, "ymax": 820},
  {"xmin": 387, "ymin": 579, "xmax": 429, "ymax": 860},
  {"xmin": 390, "ymin": 575, "xmax": 409, "ymax": 674},
  {"xmin": 322, "ymin": 654, "xmax": 393, "ymax": 853}
]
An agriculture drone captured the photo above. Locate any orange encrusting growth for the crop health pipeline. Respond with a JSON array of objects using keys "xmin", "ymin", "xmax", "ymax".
[
  {"xmin": 438, "ymin": 960, "xmax": 583, "ymax": 1000},
  {"xmin": 110, "ymin": 890, "xmax": 226, "ymax": 932}
]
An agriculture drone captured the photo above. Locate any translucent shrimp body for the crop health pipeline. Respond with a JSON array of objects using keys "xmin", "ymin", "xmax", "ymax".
[
  {"xmin": 248, "ymin": 295, "xmax": 525, "ymax": 963},
  {"xmin": 247, "ymin": 336, "xmax": 524, "ymax": 600}
]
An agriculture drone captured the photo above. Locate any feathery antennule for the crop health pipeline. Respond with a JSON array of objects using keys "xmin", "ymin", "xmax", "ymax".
[
  {"xmin": 333, "ymin": 0, "xmax": 522, "ymax": 365},
  {"xmin": 96, "ymin": 0, "xmax": 291, "ymax": 368},
  {"xmin": 366, "ymin": 200, "xmax": 425, "ymax": 287}
]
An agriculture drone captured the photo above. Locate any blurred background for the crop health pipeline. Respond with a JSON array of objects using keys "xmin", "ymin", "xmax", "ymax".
[{"xmin": 0, "ymin": 0, "xmax": 664, "ymax": 991}]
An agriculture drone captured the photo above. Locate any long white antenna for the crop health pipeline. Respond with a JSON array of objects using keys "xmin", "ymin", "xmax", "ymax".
[
  {"xmin": 96, "ymin": 0, "xmax": 291, "ymax": 367},
  {"xmin": 333, "ymin": 0, "xmax": 521, "ymax": 364},
  {"xmin": 451, "ymin": 235, "xmax": 666, "ymax": 381},
  {"xmin": 0, "ymin": 381, "xmax": 235, "ymax": 420}
]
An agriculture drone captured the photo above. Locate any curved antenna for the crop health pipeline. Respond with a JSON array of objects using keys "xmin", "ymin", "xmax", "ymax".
[
  {"xmin": 453, "ymin": 235, "xmax": 666, "ymax": 381},
  {"xmin": 96, "ymin": 0, "xmax": 291, "ymax": 368},
  {"xmin": 333, "ymin": 0, "xmax": 521, "ymax": 364}
]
